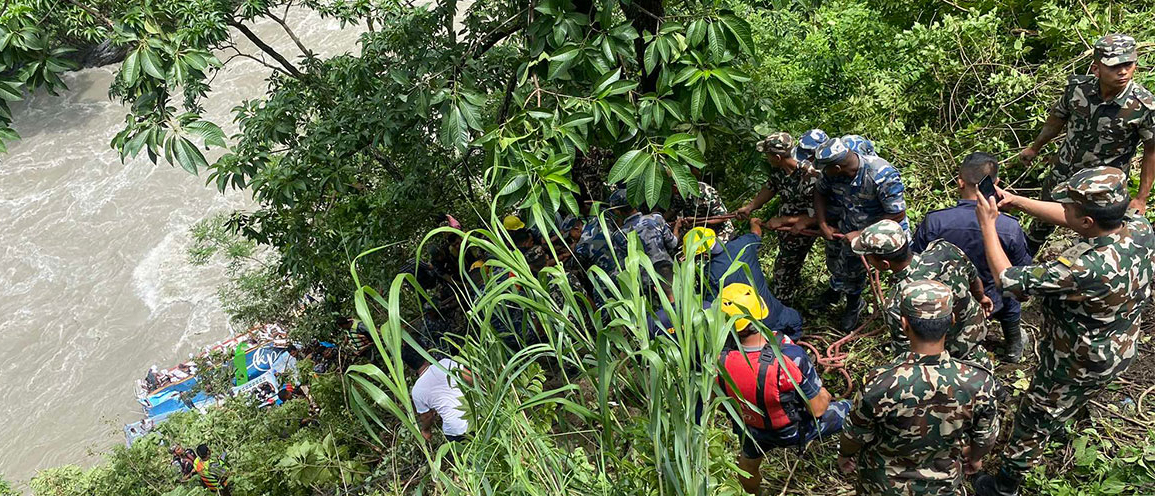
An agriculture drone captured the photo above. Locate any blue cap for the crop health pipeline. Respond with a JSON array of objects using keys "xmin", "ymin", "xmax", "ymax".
[
  {"xmin": 814, "ymin": 138, "xmax": 849, "ymax": 166},
  {"xmin": 607, "ymin": 188, "xmax": 629, "ymax": 208},
  {"xmin": 841, "ymin": 135, "xmax": 876, "ymax": 157},
  {"xmin": 560, "ymin": 215, "xmax": 581, "ymax": 232},
  {"xmin": 792, "ymin": 129, "xmax": 829, "ymax": 162}
]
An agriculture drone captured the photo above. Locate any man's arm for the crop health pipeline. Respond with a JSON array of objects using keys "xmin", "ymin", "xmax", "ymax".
[
  {"xmin": 1132, "ymin": 140, "xmax": 1155, "ymax": 213},
  {"xmin": 749, "ymin": 218, "xmax": 764, "ymax": 237},
  {"xmin": 815, "ymin": 190, "xmax": 841, "ymax": 241},
  {"xmin": 807, "ymin": 387, "xmax": 833, "ymax": 418},
  {"xmin": 417, "ymin": 410, "xmax": 437, "ymax": 440},
  {"xmin": 964, "ymin": 383, "xmax": 1002, "ymax": 475},
  {"xmin": 737, "ymin": 186, "xmax": 776, "ymax": 219},
  {"xmin": 995, "ymin": 186, "xmax": 1067, "ymax": 227},
  {"xmin": 1021, "ymin": 114, "xmax": 1066, "ymax": 164},
  {"xmin": 976, "ymin": 195, "xmax": 1014, "ymax": 289},
  {"xmin": 882, "ymin": 210, "xmax": 907, "ymax": 224}
]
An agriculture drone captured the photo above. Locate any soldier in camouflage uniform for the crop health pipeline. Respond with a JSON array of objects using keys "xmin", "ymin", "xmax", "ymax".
[
  {"xmin": 839, "ymin": 280, "xmax": 1001, "ymax": 496},
  {"xmin": 669, "ymin": 180, "xmax": 735, "ymax": 242},
  {"xmin": 850, "ymin": 220, "xmax": 993, "ymax": 366},
  {"xmin": 1021, "ymin": 34, "xmax": 1155, "ymax": 254},
  {"xmin": 972, "ymin": 167, "xmax": 1155, "ymax": 495},
  {"xmin": 733, "ymin": 132, "xmax": 823, "ymax": 307},
  {"xmin": 813, "ymin": 137, "xmax": 909, "ymax": 331}
]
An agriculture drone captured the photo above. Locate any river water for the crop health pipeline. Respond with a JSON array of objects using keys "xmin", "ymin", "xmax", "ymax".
[{"xmin": 0, "ymin": 13, "xmax": 362, "ymax": 487}]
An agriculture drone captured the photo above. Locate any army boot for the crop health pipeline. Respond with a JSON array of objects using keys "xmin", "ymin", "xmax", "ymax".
[
  {"xmin": 1000, "ymin": 318, "xmax": 1024, "ymax": 363},
  {"xmin": 815, "ymin": 287, "xmax": 843, "ymax": 311},
  {"xmin": 839, "ymin": 293, "xmax": 865, "ymax": 332},
  {"xmin": 972, "ymin": 469, "xmax": 1022, "ymax": 496}
]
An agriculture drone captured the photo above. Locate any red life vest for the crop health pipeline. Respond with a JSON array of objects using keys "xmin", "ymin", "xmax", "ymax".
[{"xmin": 718, "ymin": 345, "xmax": 805, "ymax": 430}]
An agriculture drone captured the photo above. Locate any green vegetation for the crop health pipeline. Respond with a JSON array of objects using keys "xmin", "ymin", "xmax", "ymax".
[{"xmin": 4, "ymin": 0, "xmax": 1155, "ymax": 494}]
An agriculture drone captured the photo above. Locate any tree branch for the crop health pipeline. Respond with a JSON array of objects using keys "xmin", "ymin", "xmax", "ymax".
[
  {"xmin": 266, "ymin": 11, "xmax": 315, "ymax": 58},
  {"xmin": 226, "ymin": 19, "xmax": 304, "ymax": 78}
]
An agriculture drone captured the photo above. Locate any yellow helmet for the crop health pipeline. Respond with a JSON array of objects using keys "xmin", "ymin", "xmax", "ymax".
[
  {"xmin": 718, "ymin": 283, "xmax": 769, "ymax": 331},
  {"xmin": 503, "ymin": 215, "xmax": 526, "ymax": 231},
  {"xmin": 683, "ymin": 227, "xmax": 717, "ymax": 256}
]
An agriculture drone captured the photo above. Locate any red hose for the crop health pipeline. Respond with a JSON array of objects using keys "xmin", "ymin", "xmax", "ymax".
[{"xmin": 795, "ymin": 254, "xmax": 888, "ymax": 397}]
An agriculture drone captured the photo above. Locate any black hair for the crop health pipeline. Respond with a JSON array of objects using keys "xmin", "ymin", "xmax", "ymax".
[
  {"xmin": 907, "ymin": 315, "xmax": 952, "ymax": 342},
  {"xmin": 1076, "ymin": 199, "xmax": 1130, "ymax": 230},
  {"xmin": 960, "ymin": 152, "xmax": 999, "ymax": 185},
  {"xmin": 400, "ymin": 342, "xmax": 426, "ymax": 370},
  {"xmin": 877, "ymin": 243, "xmax": 912, "ymax": 264},
  {"xmin": 196, "ymin": 444, "xmax": 209, "ymax": 458},
  {"xmin": 277, "ymin": 389, "xmax": 292, "ymax": 402}
]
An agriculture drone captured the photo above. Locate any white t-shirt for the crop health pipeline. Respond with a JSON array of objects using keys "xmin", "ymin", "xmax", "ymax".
[{"xmin": 412, "ymin": 358, "xmax": 468, "ymax": 436}]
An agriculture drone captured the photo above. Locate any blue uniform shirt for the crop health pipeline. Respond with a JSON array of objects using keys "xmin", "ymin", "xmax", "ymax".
[
  {"xmin": 707, "ymin": 233, "xmax": 803, "ymax": 339},
  {"xmin": 620, "ymin": 212, "xmax": 677, "ymax": 266},
  {"xmin": 911, "ymin": 199, "xmax": 1033, "ymax": 314},
  {"xmin": 818, "ymin": 154, "xmax": 909, "ymax": 232}
]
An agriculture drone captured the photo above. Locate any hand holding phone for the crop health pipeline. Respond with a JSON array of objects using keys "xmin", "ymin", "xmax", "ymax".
[{"xmin": 978, "ymin": 175, "xmax": 1001, "ymax": 202}]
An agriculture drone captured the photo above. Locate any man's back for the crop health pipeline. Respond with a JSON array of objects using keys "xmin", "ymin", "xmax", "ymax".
[
  {"xmin": 885, "ymin": 240, "xmax": 987, "ymax": 359},
  {"xmin": 620, "ymin": 212, "xmax": 676, "ymax": 265},
  {"xmin": 844, "ymin": 351, "xmax": 999, "ymax": 495},
  {"xmin": 913, "ymin": 200, "xmax": 1031, "ymax": 305}
]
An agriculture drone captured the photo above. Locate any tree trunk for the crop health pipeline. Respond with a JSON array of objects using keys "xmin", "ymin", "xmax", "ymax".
[{"xmin": 621, "ymin": 0, "xmax": 664, "ymax": 92}]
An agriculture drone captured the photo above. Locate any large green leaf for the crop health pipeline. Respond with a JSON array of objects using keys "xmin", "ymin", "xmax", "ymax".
[
  {"xmin": 171, "ymin": 136, "xmax": 207, "ymax": 174},
  {"xmin": 707, "ymin": 22, "xmax": 725, "ymax": 61},
  {"xmin": 719, "ymin": 14, "xmax": 754, "ymax": 55},
  {"xmin": 643, "ymin": 159, "xmax": 660, "ymax": 207},
  {"xmin": 140, "ymin": 48, "xmax": 166, "ymax": 80},
  {"xmin": 121, "ymin": 50, "xmax": 141, "ymax": 86},
  {"xmin": 669, "ymin": 161, "xmax": 699, "ymax": 197},
  {"xmin": 607, "ymin": 149, "xmax": 642, "ymax": 184},
  {"xmin": 0, "ymin": 81, "xmax": 21, "ymax": 102}
]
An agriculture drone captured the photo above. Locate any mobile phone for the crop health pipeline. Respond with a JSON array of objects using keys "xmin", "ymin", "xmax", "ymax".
[{"xmin": 978, "ymin": 175, "xmax": 1000, "ymax": 202}]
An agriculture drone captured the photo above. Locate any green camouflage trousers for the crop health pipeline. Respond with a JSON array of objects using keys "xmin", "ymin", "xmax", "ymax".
[
  {"xmin": 771, "ymin": 232, "xmax": 815, "ymax": 307},
  {"xmin": 824, "ymin": 238, "xmax": 866, "ymax": 296},
  {"xmin": 1001, "ymin": 350, "xmax": 1124, "ymax": 473}
]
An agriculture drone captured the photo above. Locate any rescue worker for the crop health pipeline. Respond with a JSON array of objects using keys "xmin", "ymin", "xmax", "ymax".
[
  {"xmin": 850, "ymin": 219, "xmax": 993, "ymax": 366},
  {"xmin": 813, "ymin": 138, "xmax": 909, "ymax": 331},
  {"xmin": 193, "ymin": 444, "xmax": 231, "ymax": 496},
  {"xmin": 912, "ymin": 152, "xmax": 1033, "ymax": 362},
  {"xmin": 1020, "ymin": 34, "xmax": 1155, "ymax": 253},
  {"xmin": 839, "ymin": 280, "xmax": 1000, "ymax": 496},
  {"xmin": 684, "ymin": 221, "xmax": 803, "ymax": 340},
  {"xmin": 735, "ymin": 132, "xmax": 822, "ymax": 307},
  {"xmin": 715, "ymin": 282, "xmax": 849, "ymax": 494},
  {"xmin": 972, "ymin": 167, "xmax": 1155, "ymax": 495}
]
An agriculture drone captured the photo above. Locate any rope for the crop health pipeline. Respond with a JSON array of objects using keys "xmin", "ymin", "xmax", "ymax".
[{"xmin": 795, "ymin": 253, "xmax": 888, "ymax": 397}]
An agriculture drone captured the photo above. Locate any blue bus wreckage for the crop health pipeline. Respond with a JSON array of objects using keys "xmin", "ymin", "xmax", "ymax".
[{"xmin": 124, "ymin": 325, "xmax": 296, "ymax": 445}]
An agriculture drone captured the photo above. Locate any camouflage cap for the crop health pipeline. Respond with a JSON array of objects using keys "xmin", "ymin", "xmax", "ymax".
[
  {"xmin": 792, "ymin": 129, "xmax": 829, "ymax": 162},
  {"xmin": 841, "ymin": 134, "xmax": 876, "ymax": 156},
  {"xmin": 814, "ymin": 138, "xmax": 850, "ymax": 167},
  {"xmin": 1094, "ymin": 33, "xmax": 1137, "ymax": 66},
  {"xmin": 757, "ymin": 132, "xmax": 794, "ymax": 155},
  {"xmin": 900, "ymin": 280, "xmax": 953, "ymax": 320},
  {"xmin": 607, "ymin": 187, "xmax": 630, "ymax": 208},
  {"xmin": 560, "ymin": 215, "xmax": 581, "ymax": 232},
  {"xmin": 850, "ymin": 219, "xmax": 907, "ymax": 255},
  {"xmin": 1051, "ymin": 166, "xmax": 1129, "ymax": 208}
]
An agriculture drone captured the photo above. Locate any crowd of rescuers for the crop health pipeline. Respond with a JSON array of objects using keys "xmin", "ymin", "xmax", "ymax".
[{"xmin": 398, "ymin": 33, "xmax": 1154, "ymax": 495}]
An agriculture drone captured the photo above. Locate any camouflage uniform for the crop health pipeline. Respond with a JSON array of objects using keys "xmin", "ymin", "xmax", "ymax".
[
  {"xmin": 758, "ymin": 132, "xmax": 823, "ymax": 306},
  {"xmin": 670, "ymin": 181, "xmax": 735, "ymax": 241},
  {"xmin": 619, "ymin": 212, "xmax": 678, "ymax": 267},
  {"xmin": 574, "ymin": 216, "xmax": 625, "ymax": 277},
  {"xmin": 852, "ymin": 221, "xmax": 989, "ymax": 364},
  {"xmin": 999, "ymin": 167, "xmax": 1155, "ymax": 476},
  {"xmin": 816, "ymin": 138, "xmax": 909, "ymax": 295},
  {"xmin": 841, "ymin": 281, "xmax": 1001, "ymax": 496},
  {"xmin": 1027, "ymin": 34, "xmax": 1155, "ymax": 246}
]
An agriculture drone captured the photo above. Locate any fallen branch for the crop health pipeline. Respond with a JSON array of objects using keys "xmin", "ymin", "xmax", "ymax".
[{"xmin": 1088, "ymin": 399, "xmax": 1154, "ymax": 429}]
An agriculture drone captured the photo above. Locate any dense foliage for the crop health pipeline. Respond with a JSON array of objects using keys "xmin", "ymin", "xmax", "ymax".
[{"xmin": 7, "ymin": 0, "xmax": 1155, "ymax": 494}]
